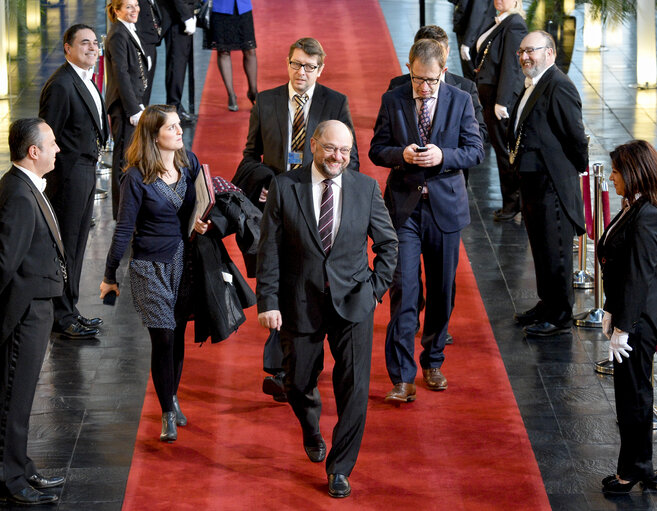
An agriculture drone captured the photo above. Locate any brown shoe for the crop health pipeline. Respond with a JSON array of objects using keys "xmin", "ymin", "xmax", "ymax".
[
  {"xmin": 422, "ymin": 368, "xmax": 447, "ymax": 391},
  {"xmin": 384, "ymin": 383, "xmax": 416, "ymax": 403}
]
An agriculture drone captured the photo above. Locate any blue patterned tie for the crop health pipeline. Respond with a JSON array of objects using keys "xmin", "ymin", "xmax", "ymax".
[{"xmin": 418, "ymin": 98, "xmax": 431, "ymax": 146}]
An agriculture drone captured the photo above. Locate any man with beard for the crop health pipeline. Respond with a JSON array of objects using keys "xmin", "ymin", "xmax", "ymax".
[
  {"xmin": 508, "ymin": 30, "xmax": 587, "ymax": 336},
  {"xmin": 256, "ymin": 120, "xmax": 397, "ymax": 498}
]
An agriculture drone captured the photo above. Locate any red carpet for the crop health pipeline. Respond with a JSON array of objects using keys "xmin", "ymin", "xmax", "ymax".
[{"xmin": 122, "ymin": 1, "xmax": 551, "ymax": 509}]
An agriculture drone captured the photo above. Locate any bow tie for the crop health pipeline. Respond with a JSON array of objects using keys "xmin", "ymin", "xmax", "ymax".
[
  {"xmin": 37, "ymin": 178, "xmax": 47, "ymax": 193},
  {"xmin": 525, "ymin": 77, "xmax": 534, "ymax": 88},
  {"xmin": 80, "ymin": 69, "xmax": 94, "ymax": 81},
  {"xmin": 495, "ymin": 16, "xmax": 502, "ymax": 24}
]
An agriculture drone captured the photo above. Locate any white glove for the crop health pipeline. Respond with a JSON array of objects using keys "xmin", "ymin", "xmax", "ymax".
[
  {"xmin": 608, "ymin": 328, "xmax": 632, "ymax": 363},
  {"xmin": 129, "ymin": 108, "xmax": 144, "ymax": 126},
  {"xmin": 184, "ymin": 17, "xmax": 196, "ymax": 35},
  {"xmin": 460, "ymin": 44, "xmax": 471, "ymax": 62},
  {"xmin": 602, "ymin": 311, "xmax": 613, "ymax": 339},
  {"xmin": 494, "ymin": 104, "xmax": 509, "ymax": 120}
]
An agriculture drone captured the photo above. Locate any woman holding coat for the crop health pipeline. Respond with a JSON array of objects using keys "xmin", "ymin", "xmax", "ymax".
[
  {"xmin": 598, "ymin": 140, "xmax": 657, "ymax": 493},
  {"xmin": 105, "ymin": 0, "xmax": 151, "ymax": 219},
  {"xmin": 473, "ymin": 0, "xmax": 527, "ymax": 221},
  {"xmin": 100, "ymin": 105, "xmax": 209, "ymax": 443}
]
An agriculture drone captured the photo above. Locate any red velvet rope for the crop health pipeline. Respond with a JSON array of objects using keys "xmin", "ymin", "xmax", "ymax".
[
  {"xmin": 94, "ymin": 54, "xmax": 104, "ymax": 94},
  {"xmin": 602, "ymin": 189, "xmax": 611, "ymax": 228},
  {"xmin": 581, "ymin": 170, "xmax": 594, "ymax": 239}
]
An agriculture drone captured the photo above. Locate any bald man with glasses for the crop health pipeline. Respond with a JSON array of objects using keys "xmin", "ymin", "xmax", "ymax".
[{"xmin": 233, "ymin": 37, "xmax": 359, "ymax": 403}]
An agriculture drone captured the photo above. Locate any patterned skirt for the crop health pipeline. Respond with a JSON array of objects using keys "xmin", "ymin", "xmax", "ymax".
[
  {"xmin": 208, "ymin": 10, "xmax": 256, "ymax": 52},
  {"xmin": 129, "ymin": 240, "xmax": 184, "ymax": 330}
]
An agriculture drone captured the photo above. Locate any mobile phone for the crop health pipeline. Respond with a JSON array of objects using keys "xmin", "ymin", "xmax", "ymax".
[
  {"xmin": 415, "ymin": 146, "xmax": 428, "ymax": 152},
  {"xmin": 103, "ymin": 291, "xmax": 117, "ymax": 306}
]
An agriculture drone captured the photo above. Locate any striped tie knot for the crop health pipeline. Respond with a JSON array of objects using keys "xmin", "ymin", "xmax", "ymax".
[{"xmin": 294, "ymin": 93, "xmax": 308, "ymax": 107}]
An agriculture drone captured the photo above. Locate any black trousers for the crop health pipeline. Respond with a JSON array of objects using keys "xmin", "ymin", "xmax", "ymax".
[
  {"xmin": 280, "ymin": 297, "xmax": 374, "ymax": 476},
  {"xmin": 47, "ymin": 162, "xmax": 96, "ymax": 330},
  {"xmin": 614, "ymin": 316, "xmax": 657, "ymax": 481},
  {"xmin": 163, "ymin": 23, "xmax": 192, "ymax": 110},
  {"xmin": 109, "ymin": 105, "xmax": 135, "ymax": 219},
  {"xmin": 520, "ymin": 171, "xmax": 575, "ymax": 324},
  {"xmin": 143, "ymin": 41, "xmax": 158, "ymax": 105},
  {"xmin": 0, "ymin": 299, "xmax": 53, "ymax": 494},
  {"xmin": 478, "ymin": 84, "xmax": 520, "ymax": 214}
]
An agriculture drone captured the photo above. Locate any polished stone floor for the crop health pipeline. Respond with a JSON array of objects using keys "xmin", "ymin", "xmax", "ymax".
[{"xmin": 1, "ymin": 0, "xmax": 657, "ymax": 509}]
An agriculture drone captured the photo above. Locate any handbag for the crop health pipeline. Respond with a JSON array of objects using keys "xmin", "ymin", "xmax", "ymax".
[{"xmin": 196, "ymin": 0, "xmax": 212, "ymax": 31}]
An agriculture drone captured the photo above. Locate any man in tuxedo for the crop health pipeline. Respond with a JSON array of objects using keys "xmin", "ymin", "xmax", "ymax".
[
  {"xmin": 233, "ymin": 37, "xmax": 359, "ymax": 402},
  {"xmin": 137, "ymin": 0, "xmax": 163, "ymax": 104},
  {"xmin": 156, "ymin": 0, "xmax": 197, "ymax": 123},
  {"xmin": 370, "ymin": 39, "xmax": 484, "ymax": 403},
  {"xmin": 39, "ymin": 24, "xmax": 107, "ymax": 340},
  {"xmin": 448, "ymin": 0, "xmax": 496, "ymax": 80},
  {"xmin": 257, "ymin": 120, "xmax": 397, "ymax": 498},
  {"xmin": 0, "ymin": 119, "xmax": 67, "ymax": 505},
  {"xmin": 508, "ymin": 30, "xmax": 587, "ymax": 336}
]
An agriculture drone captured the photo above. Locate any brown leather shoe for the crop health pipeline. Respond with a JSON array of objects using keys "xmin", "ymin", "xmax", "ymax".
[
  {"xmin": 384, "ymin": 383, "xmax": 416, "ymax": 403},
  {"xmin": 422, "ymin": 368, "xmax": 447, "ymax": 391}
]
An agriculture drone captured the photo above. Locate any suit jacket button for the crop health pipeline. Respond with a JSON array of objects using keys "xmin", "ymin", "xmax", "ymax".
[{"xmin": 417, "ymin": 186, "xmax": 422, "ymax": 191}]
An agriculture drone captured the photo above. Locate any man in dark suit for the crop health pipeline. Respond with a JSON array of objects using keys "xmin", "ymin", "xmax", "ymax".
[
  {"xmin": 233, "ymin": 37, "xmax": 359, "ymax": 402},
  {"xmin": 137, "ymin": 0, "xmax": 163, "ymax": 104},
  {"xmin": 257, "ymin": 120, "xmax": 397, "ymax": 498},
  {"xmin": 156, "ymin": 0, "xmax": 197, "ymax": 122},
  {"xmin": 448, "ymin": 0, "xmax": 496, "ymax": 80},
  {"xmin": 39, "ymin": 24, "xmax": 107, "ymax": 339},
  {"xmin": 509, "ymin": 30, "xmax": 587, "ymax": 336},
  {"xmin": 0, "ymin": 119, "xmax": 67, "ymax": 505},
  {"xmin": 370, "ymin": 39, "xmax": 484, "ymax": 403}
]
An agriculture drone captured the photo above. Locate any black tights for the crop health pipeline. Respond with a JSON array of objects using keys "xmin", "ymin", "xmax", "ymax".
[
  {"xmin": 217, "ymin": 49, "xmax": 257, "ymax": 99},
  {"xmin": 148, "ymin": 324, "xmax": 186, "ymax": 413}
]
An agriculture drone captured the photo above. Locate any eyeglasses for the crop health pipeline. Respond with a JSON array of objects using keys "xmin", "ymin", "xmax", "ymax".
[
  {"xmin": 315, "ymin": 140, "xmax": 351, "ymax": 156},
  {"xmin": 516, "ymin": 46, "xmax": 546, "ymax": 56},
  {"xmin": 411, "ymin": 75, "xmax": 440, "ymax": 86},
  {"xmin": 289, "ymin": 60, "xmax": 320, "ymax": 73}
]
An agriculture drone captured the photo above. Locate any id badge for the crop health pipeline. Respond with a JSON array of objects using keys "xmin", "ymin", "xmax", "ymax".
[{"xmin": 288, "ymin": 151, "xmax": 303, "ymax": 166}]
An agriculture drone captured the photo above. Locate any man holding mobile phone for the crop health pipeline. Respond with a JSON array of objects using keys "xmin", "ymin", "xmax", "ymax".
[{"xmin": 370, "ymin": 39, "xmax": 484, "ymax": 404}]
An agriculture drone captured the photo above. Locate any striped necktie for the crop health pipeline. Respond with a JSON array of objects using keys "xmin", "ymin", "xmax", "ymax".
[
  {"xmin": 418, "ymin": 97, "xmax": 432, "ymax": 146},
  {"xmin": 318, "ymin": 179, "xmax": 333, "ymax": 254},
  {"xmin": 291, "ymin": 94, "xmax": 308, "ymax": 169}
]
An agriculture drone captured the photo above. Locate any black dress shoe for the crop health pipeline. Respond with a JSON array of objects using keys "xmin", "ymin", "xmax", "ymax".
[
  {"xmin": 262, "ymin": 372, "xmax": 287, "ymax": 402},
  {"xmin": 303, "ymin": 433, "xmax": 326, "ymax": 463},
  {"xmin": 523, "ymin": 321, "xmax": 571, "ymax": 337},
  {"xmin": 59, "ymin": 322, "xmax": 99, "ymax": 339},
  {"xmin": 602, "ymin": 475, "xmax": 639, "ymax": 494},
  {"xmin": 513, "ymin": 303, "xmax": 545, "ymax": 325},
  {"xmin": 178, "ymin": 108, "xmax": 197, "ymax": 124},
  {"xmin": 328, "ymin": 474, "xmax": 351, "ymax": 498},
  {"xmin": 2, "ymin": 486, "xmax": 58, "ymax": 505},
  {"xmin": 493, "ymin": 208, "xmax": 521, "ymax": 222},
  {"xmin": 77, "ymin": 315, "xmax": 103, "ymax": 328},
  {"xmin": 27, "ymin": 473, "xmax": 65, "ymax": 489},
  {"xmin": 160, "ymin": 411, "xmax": 177, "ymax": 442},
  {"xmin": 445, "ymin": 332, "xmax": 453, "ymax": 345}
]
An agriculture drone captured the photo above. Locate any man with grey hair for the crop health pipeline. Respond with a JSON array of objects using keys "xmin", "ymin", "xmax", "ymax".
[
  {"xmin": 508, "ymin": 30, "xmax": 587, "ymax": 336},
  {"xmin": 257, "ymin": 120, "xmax": 397, "ymax": 498},
  {"xmin": 0, "ymin": 118, "xmax": 66, "ymax": 505}
]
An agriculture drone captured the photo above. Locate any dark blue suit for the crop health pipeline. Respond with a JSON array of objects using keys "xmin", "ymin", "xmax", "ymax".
[{"xmin": 369, "ymin": 81, "xmax": 483, "ymax": 384}]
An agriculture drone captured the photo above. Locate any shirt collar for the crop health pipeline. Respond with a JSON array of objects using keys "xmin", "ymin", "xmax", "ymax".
[
  {"xmin": 119, "ymin": 18, "xmax": 137, "ymax": 34},
  {"xmin": 68, "ymin": 59, "xmax": 95, "ymax": 82},
  {"xmin": 495, "ymin": 11, "xmax": 510, "ymax": 24},
  {"xmin": 311, "ymin": 162, "xmax": 342, "ymax": 189},
  {"xmin": 288, "ymin": 82, "xmax": 316, "ymax": 102},
  {"xmin": 13, "ymin": 163, "xmax": 47, "ymax": 193}
]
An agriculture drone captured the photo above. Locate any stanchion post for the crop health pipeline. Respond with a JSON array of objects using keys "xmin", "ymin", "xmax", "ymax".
[
  {"xmin": 574, "ymin": 162, "xmax": 605, "ymax": 327},
  {"xmin": 573, "ymin": 172, "xmax": 594, "ymax": 288}
]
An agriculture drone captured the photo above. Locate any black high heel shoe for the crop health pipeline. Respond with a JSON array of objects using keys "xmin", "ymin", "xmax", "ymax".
[
  {"xmin": 247, "ymin": 89, "xmax": 257, "ymax": 105},
  {"xmin": 602, "ymin": 475, "xmax": 639, "ymax": 494},
  {"xmin": 172, "ymin": 395, "xmax": 187, "ymax": 426},
  {"xmin": 160, "ymin": 411, "xmax": 177, "ymax": 442}
]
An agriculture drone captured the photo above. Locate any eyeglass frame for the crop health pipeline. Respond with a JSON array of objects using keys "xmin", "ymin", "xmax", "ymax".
[
  {"xmin": 410, "ymin": 72, "xmax": 442, "ymax": 86},
  {"xmin": 313, "ymin": 139, "xmax": 352, "ymax": 156},
  {"xmin": 516, "ymin": 46, "xmax": 547, "ymax": 57},
  {"xmin": 288, "ymin": 60, "xmax": 321, "ymax": 73}
]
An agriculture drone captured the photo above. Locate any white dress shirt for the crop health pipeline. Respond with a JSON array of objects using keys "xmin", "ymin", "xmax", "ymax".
[
  {"xmin": 311, "ymin": 162, "xmax": 342, "ymax": 244},
  {"xmin": 476, "ymin": 11, "xmax": 510, "ymax": 52},
  {"xmin": 514, "ymin": 63, "xmax": 554, "ymax": 132}
]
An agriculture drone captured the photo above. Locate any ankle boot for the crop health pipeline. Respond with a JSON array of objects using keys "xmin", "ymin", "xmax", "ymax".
[
  {"xmin": 172, "ymin": 395, "xmax": 187, "ymax": 426},
  {"xmin": 160, "ymin": 411, "xmax": 177, "ymax": 442}
]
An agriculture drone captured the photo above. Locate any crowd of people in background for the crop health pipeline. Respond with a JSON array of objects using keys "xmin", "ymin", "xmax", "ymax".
[{"xmin": 1, "ymin": 0, "xmax": 657, "ymax": 505}]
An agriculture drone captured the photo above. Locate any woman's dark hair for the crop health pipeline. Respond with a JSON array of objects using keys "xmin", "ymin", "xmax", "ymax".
[
  {"xmin": 124, "ymin": 104, "xmax": 189, "ymax": 184},
  {"xmin": 610, "ymin": 139, "xmax": 657, "ymax": 206}
]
